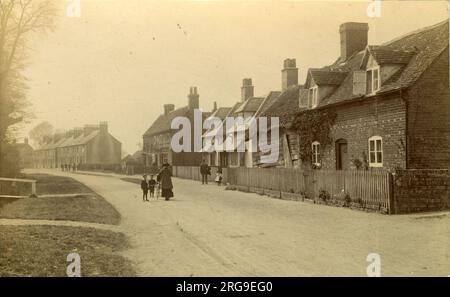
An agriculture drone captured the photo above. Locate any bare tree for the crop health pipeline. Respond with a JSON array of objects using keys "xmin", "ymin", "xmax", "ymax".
[
  {"xmin": 0, "ymin": 0, "xmax": 56, "ymax": 175},
  {"xmin": 28, "ymin": 121, "xmax": 53, "ymax": 147}
]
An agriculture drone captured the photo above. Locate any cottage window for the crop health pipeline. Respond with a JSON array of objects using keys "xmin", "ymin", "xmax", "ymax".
[
  {"xmin": 308, "ymin": 86, "xmax": 318, "ymax": 108},
  {"xmin": 311, "ymin": 141, "xmax": 321, "ymax": 166},
  {"xmin": 368, "ymin": 136, "xmax": 383, "ymax": 167},
  {"xmin": 366, "ymin": 67, "xmax": 380, "ymax": 94}
]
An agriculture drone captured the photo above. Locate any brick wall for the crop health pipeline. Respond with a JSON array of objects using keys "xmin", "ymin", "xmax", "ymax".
[
  {"xmin": 406, "ymin": 47, "xmax": 450, "ymax": 169},
  {"xmin": 392, "ymin": 169, "xmax": 450, "ymax": 214},
  {"xmin": 319, "ymin": 95, "xmax": 407, "ymax": 171}
]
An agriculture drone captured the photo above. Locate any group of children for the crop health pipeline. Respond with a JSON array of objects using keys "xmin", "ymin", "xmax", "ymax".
[{"xmin": 140, "ymin": 174, "xmax": 158, "ymax": 202}]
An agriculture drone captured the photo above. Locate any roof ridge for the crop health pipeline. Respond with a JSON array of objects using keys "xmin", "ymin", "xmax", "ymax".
[{"xmin": 382, "ymin": 19, "xmax": 449, "ymax": 46}]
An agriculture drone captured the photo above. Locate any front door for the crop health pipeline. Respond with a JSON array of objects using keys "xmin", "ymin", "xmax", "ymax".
[{"xmin": 336, "ymin": 139, "xmax": 348, "ymax": 170}]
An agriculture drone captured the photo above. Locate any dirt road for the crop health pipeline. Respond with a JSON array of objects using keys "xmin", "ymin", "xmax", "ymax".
[{"xmin": 29, "ymin": 170, "xmax": 449, "ymax": 276}]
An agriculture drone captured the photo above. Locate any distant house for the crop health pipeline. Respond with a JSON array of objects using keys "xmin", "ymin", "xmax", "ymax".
[
  {"xmin": 121, "ymin": 154, "xmax": 140, "ymax": 175},
  {"xmin": 33, "ymin": 122, "xmax": 122, "ymax": 168},
  {"xmin": 264, "ymin": 20, "xmax": 450, "ymax": 171},
  {"xmin": 13, "ymin": 138, "xmax": 34, "ymax": 169},
  {"xmin": 131, "ymin": 150, "xmax": 145, "ymax": 165},
  {"xmin": 142, "ymin": 87, "xmax": 211, "ymax": 168}
]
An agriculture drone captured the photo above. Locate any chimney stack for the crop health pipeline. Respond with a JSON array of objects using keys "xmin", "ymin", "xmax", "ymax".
[
  {"xmin": 83, "ymin": 125, "xmax": 98, "ymax": 136},
  {"xmin": 24, "ymin": 138, "xmax": 29, "ymax": 145},
  {"xmin": 282, "ymin": 58, "xmax": 298, "ymax": 91},
  {"xmin": 99, "ymin": 121, "xmax": 108, "ymax": 134},
  {"xmin": 339, "ymin": 22, "xmax": 369, "ymax": 61},
  {"xmin": 212, "ymin": 101, "xmax": 218, "ymax": 112},
  {"xmin": 163, "ymin": 104, "xmax": 175, "ymax": 115},
  {"xmin": 241, "ymin": 78, "xmax": 254, "ymax": 102},
  {"xmin": 74, "ymin": 128, "xmax": 83, "ymax": 138},
  {"xmin": 188, "ymin": 87, "xmax": 199, "ymax": 110},
  {"xmin": 65, "ymin": 130, "xmax": 75, "ymax": 138}
]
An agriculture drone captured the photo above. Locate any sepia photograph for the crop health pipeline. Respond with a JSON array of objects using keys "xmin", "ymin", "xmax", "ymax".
[{"xmin": 0, "ymin": 0, "xmax": 449, "ymax": 283}]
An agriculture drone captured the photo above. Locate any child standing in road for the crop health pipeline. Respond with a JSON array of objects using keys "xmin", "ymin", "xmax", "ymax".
[
  {"xmin": 148, "ymin": 175, "xmax": 157, "ymax": 198},
  {"xmin": 215, "ymin": 171, "xmax": 223, "ymax": 186}
]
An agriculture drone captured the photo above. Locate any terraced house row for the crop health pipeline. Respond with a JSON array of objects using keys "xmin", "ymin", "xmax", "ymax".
[
  {"xmin": 33, "ymin": 122, "xmax": 122, "ymax": 169},
  {"xmin": 144, "ymin": 20, "xmax": 449, "ymax": 172}
]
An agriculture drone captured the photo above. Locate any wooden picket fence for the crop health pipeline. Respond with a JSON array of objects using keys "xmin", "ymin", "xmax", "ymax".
[
  {"xmin": 172, "ymin": 166, "xmax": 229, "ymax": 183},
  {"xmin": 172, "ymin": 166, "xmax": 392, "ymax": 212}
]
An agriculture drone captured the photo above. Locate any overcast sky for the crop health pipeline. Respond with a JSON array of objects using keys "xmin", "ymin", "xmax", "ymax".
[{"xmin": 20, "ymin": 0, "xmax": 448, "ymax": 154}]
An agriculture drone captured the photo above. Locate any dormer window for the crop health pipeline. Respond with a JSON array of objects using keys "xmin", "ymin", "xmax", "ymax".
[
  {"xmin": 366, "ymin": 67, "xmax": 380, "ymax": 94},
  {"xmin": 308, "ymin": 86, "xmax": 318, "ymax": 108}
]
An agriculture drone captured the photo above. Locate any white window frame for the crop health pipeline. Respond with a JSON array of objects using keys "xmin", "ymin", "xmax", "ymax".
[
  {"xmin": 368, "ymin": 136, "xmax": 383, "ymax": 168},
  {"xmin": 366, "ymin": 67, "xmax": 380, "ymax": 94},
  {"xmin": 308, "ymin": 86, "xmax": 319, "ymax": 108},
  {"xmin": 311, "ymin": 141, "xmax": 321, "ymax": 166}
]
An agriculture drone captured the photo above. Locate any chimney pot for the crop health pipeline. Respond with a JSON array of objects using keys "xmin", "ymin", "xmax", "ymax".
[
  {"xmin": 164, "ymin": 104, "xmax": 175, "ymax": 115},
  {"xmin": 339, "ymin": 22, "xmax": 369, "ymax": 61},
  {"xmin": 241, "ymin": 78, "xmax": 254, "ymax": 101},
  {"xmin": 282, "ymin": 58, "xmax": 298, "ymax": 91},
  {"xmin": 188, "ymin": 87, "xmax": 199, "ymax": 110},
  {"xmin": 99, "ymin": 122, "xmax": 108, "ymax": 134}
]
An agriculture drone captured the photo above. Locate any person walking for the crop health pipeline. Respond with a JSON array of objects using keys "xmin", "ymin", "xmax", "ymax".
[
  {"xmin": 141, "ymin": 175, "xmax": 149, "ymax": 202},
  {"xmin": 200, "ymin": 159, "xmax": 210, "ymax": 185},
  {"xmin": 158, "ymin": 163, "xmax": 173, "ymax": 201}
]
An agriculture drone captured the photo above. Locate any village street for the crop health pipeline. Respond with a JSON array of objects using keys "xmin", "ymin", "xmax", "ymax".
[{"xmin": 28, "ymin": 169, "xmax": 449, "ymax": 276}]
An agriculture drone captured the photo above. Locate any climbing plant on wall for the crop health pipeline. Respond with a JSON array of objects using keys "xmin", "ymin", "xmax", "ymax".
[{"xmin": 291, "ymin": 108, "xmax": 337, "ymax": 162}]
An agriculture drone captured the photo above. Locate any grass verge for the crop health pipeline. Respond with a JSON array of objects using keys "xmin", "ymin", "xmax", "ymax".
[
  {"xmin": 0, "ymin": 195, "xmax": 120, "ymax": 225},
  {"xmin": 0, "ymin": 225, "xmax": 135, "ymax": 276},
  {"xmin": 27, "ymin": 173, "xmax": 93, "ymax": 195},
  {"xmin": 0, "ymin": 174, "xmax": 120, "ymax": 225}
]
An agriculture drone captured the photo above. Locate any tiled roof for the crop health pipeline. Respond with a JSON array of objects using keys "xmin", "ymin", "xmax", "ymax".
[
  {"xmin": 234, "ymin": 97, "xmax": 264, "ymax": 114},
  {"xmin": 319, "ymin": 19, "xmax": 449, "ymax": 107},
  {"xmin": 381, "ymin": 20, "xmax": 449, "ymax": 91},
  {"xmin": 144, "ymin": 106, "xmax": 189, "ymax": 136},
  {"xmin": 254, "ymin": 91, "xmax": 282, "ymax": 117},
  {"xmin": 308, "ymin": 69, "xmax": 349, "ymax": 86},
  {"xmin": 14, "ymin": 143, "xmax": 33, "ymax": 151},
  {"xmin": 61, "ymin": 131, "xmax": 100, "ymax": 147},
  {"xmin": 364, "ymin": 45, "xmax": 416, "ymax": 65},
  {"xmin": 210, "ymin": 107, "xmax": 232, "ymax": 120},
  {"xmin": 132, "ymin": 150, "xmax": 145, "ymax": 163},
  {"xmin": 36, "ymin": 130, "xmax": 100, "ymax": 151},
  {"xmin": 260, "ymin": 86, "xmax": 301, "ymax": 128},
  {"xmin": 122, "ymin": 154, "xmax": 139, "ymax": 165}
]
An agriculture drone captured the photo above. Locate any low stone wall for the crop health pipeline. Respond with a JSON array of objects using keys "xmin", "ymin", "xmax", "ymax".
[{"xmin": 392, "ymin": 169, "xmax": 450, "ymax": 214}]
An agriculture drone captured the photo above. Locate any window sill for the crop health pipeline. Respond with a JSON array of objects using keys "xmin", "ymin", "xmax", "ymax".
[
  {"xmin": 369, "ymin": 163, "xmax": 383, "ymax": 168},
  {"xmin": 366, "ymin": 89, "xmax": 380, "ymax": 96}
]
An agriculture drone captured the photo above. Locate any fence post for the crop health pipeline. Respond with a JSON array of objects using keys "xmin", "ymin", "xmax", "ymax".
[
  {"xmin": 31, "ymin": 181, "xmax": 37, "ymax": 197},
  {"xmin": 388, "ymin": 172, "xmax": 395, "ymax": 214}
]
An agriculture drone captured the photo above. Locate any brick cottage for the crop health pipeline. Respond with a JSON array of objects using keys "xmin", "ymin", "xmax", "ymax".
[
  {"xmin": 263, "ymin": 20, "xmax": 449, "ymax": 172},
  {"xmin": 143, "ymin": 87, "xmax": 212, "ymax": 168}
]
